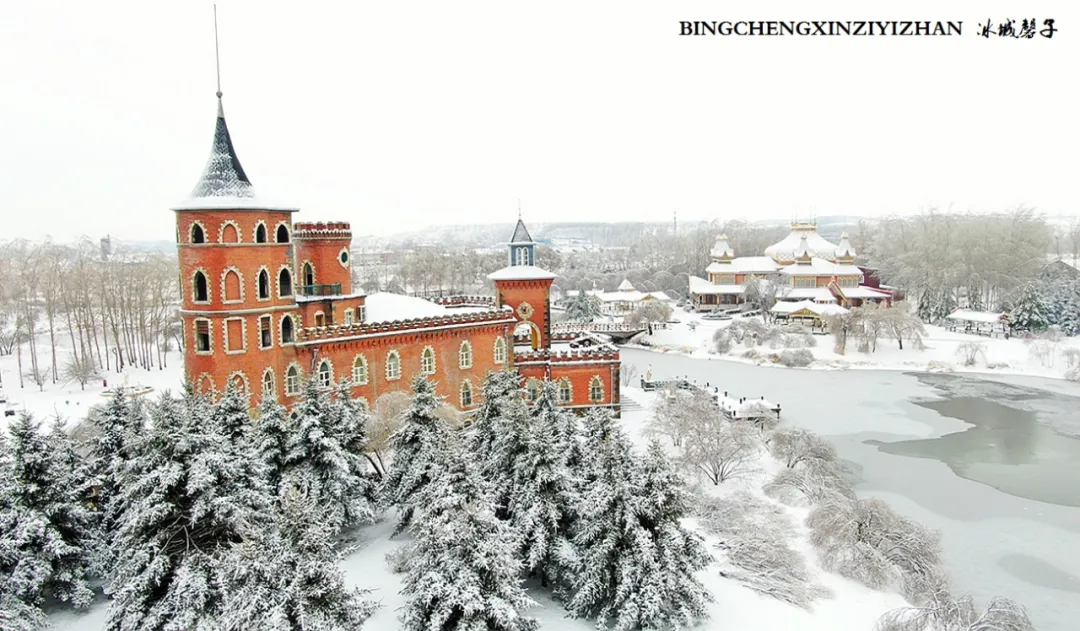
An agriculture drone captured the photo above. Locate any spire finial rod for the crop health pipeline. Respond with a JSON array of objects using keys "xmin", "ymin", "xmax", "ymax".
[
  {"xmin": 213, "ymin": 4, "xmax": 223, "ymax": 99},
  {"xmin": 517, "ymin": 198, "xmax": 522, "ymax": 220}
]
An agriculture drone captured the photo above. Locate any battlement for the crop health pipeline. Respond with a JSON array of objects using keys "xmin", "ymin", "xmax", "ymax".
[
  {"xmin": 513, "ymin": 347, "xmax": 620, "ymax": 364},
  {"xmin": 294, "ymin": 221, "xmax": 352, "ymax": 240},
  {"xmin": 296, "ymin": 306, "xmax": 515, "ymax": 344},
  {"xmin": 432, "ymin": 295, "xmax": 497, "ymax": 308}
]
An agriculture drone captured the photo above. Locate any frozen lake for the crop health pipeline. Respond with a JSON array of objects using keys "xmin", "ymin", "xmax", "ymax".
[{"xmin": 622, "ymin": 349, "xmax": 1080, "ymax": 631}]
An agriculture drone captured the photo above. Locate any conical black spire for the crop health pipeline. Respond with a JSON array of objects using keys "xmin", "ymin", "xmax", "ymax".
[
  {"xmin": 188, "ymin": 98, "xmax": 255, "ymax": 199},
  {"xmin": 510, "ymin": 218, "xmax": 534, "ymax": 244}
]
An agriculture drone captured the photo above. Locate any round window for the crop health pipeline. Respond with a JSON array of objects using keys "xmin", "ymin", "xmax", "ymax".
[{"xmin": 339, "ymin": 250, "xmax": 350, "ymax": 266}]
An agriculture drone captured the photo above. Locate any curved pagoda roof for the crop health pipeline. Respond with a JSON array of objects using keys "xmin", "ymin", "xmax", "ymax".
[{"xmin": 764, "ymin": 221, "xmax": 839, "ymax": 262}]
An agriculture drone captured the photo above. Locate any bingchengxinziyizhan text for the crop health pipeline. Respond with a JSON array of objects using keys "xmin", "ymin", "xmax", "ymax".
[{"xmin": 678, "ymin": 20, "xmax": 1058, "ymax": 38}]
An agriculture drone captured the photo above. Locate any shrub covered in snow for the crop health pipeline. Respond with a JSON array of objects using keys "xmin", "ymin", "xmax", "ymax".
[
  {"xmin": 779, "ymin": 349, "xmax": 814, "ymax": 367},
  {"xmin": 768, "ymin": 427, "xmax": 838, "ymax": 468},
  {"xmin": 955, "ymin": 341, "xmax": 988, "ymax": 367},
  {"xmin": 876, "ymin": 590, "xmax": 1035, "ymax": 631},
  {"xmin": 763, "ymin": 459, "xmax": 856, "ymax": 507},
  {"xmin": 712, "ymin": 329, "xmax": 734, "ymax": 354}
]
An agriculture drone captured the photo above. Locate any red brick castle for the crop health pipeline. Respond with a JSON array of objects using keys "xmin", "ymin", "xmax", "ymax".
[{"xmin": 175, "ymin": 93, "xmax": 620, "ymax": 413}]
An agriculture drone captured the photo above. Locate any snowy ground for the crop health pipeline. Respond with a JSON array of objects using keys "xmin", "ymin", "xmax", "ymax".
[
  {"xmin": 634, "ymin": 310, "xmax": 1080, "ymax": 382},
  {"xmin": 43, "ymin": 374, "xmax": 912, "ymax": 630}
]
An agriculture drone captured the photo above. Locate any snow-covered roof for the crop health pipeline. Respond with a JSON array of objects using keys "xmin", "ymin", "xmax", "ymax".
[
  {"xmin": 617, "ymin": 278, "xmax": 635, "ymax": 291},
  {"xmin": 945, "ymin": 309, "xmax": 1005, "ymax": 323},
  {"xmin": 172, "ymin": 98, "xmax": 298, "ymax": 212},
  {"xmin": 771, "ymin": 300, "xmax": 848, "ymax": 316},
  {"xmin": 779, "ymin": 258, "xmax": 863, "ymax": 277},
  {"xmin": 705, "ymin": 256, "xmax": 781, "ymax": 274},
  {"xmin": 487, "ymin": 265, "xmax": 557, "ymax": 281},
  {"xmin": 710, "ymin": 234, "xmax": 734, "ymax": 260},
  {"xmin": 363, "ymin": 292, "xmax": 471, "ymax": 323},
  {"xmin": 764, "ymin": 225, "xmax": 840, "ymax": 262},
  {"xmin": 834, "ymin": 286, "xmax": 891, "ymax": 300},
  {"xmin": 778, "ymin": 287, "xmax": 837, "ymax": 303},
  {"xmin": 689, "ymin": 276, "xmax": 745, "ymax": 295},
  {"xmin": 834, "ymin": 232, "xmax": 857, "ymax": 259},
  {"xmin": 510, "ymin": 219, "xmax": 534, "ymax": 244}
]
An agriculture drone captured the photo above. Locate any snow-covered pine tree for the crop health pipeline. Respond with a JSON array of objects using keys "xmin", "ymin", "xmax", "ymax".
[
  {"xmin": 0, "ymin": 592, "xmax": 47, "ymax": 631},
  {"xmin": 105, "ymin": 392, "xmax": 272, "ymax": 630},
  {"xmin": 566, "ymin": 412, "xmax": 713, "ymax": 631},
  {"xmin": 84, "ymin": 389, "xmax": 144, "ymax": 554},
  {"xmin": 1042, "ymin": 278, "xmax": 1074, "ymax": 327},
  {"xmin": 380, "ymin": 375, "xmax": 451, "ymax": 535},
  {"xmin": 400, "ymin": 431, "xmax": 538, "ymax": 631},
  {"xmin": 1061, "ymin": 282, "xmax": 1080, "ymax": 336},
  {"xmin": 929, "ymin": 287, "xmax": 957, "ymax": 324},
  {"xmin": 467, "ymin": 369, "xmax": 524, "ymax": 474},
  {"xmin": 212, "ymin": 381, "xmax": 253, "ymax": 445},
  {"xmin": 1008, "ymin": 283, "xmax": 1050, "ymax": 332},
  {"xmin": 216, "ymin": 487, "xmax": 377, "ymax": 631},
  {"xmin": 252, "ymin": 393, "xmax": 291, "ymax": 495},
  {"xmin": 329, "ymin": 378, "xmax": 378, "ymax": 518},
  {"xmin": 0, "ymin": 413, "xmax": 94, "ymax": 608},
  {"xmin": 281, "ymin": 375, "xmax": 375, "ymax": 532},
  {"xmin": 508, "ymin": 380, "xmax": 577, "ymax": 588},
  {"xmin": 480, "ymin": 379, "xmax": 533, "ymax": 520},
  {"xmin": 916, "ymin": 288, "xmax": 933, "ymax": 323}
]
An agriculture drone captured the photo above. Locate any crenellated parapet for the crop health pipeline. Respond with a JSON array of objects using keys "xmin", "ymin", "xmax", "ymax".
[
  {"xmin": 294, "ymin": 221, "xmax": 352, "ymax": 240},
  {"xmin": 433, "ymin": 295, "xmax": 497, "ymax": 308},
  {"xmin": 514, "ymin": 347, "xmax": 620, "ymax": 364},
  {"xmin": 296, "ymin": 307, "xmax": 515, "ymax": 344}
]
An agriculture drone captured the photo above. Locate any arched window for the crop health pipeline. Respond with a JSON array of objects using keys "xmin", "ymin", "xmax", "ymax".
[
  {"xmin": 460, "ymin": 380, "xmax": 474, "ymax": 407},
  {"xmin": 458, "ymin": 341, "xmax": 473, "ymax": 369},
  {"xmin": 526, "ymin": 378, "xmax": 541, "ymax": 402},
  {"xmin": 493, "ymin": 337, "xmax": 507, "ymax": 364},
  {"xmin": 589, "ymin": 375, "xmax": 604, "ymax": 403},
  {"xmin": 558, "ymin": 378, "xmax": 572, "ymax": 404},
  {"xmin": 190, "ymin": 222, "xmax": 206, "ymax": 244},
  {"xmin": 279, "ymin": 267, "xmax": 293, "ymax": 297},
  {"xmin": 276, "ymin": 223, "xmax": 290, "ymax": 243},
  {"xmin": 220, "ymin": 221, "xmax": 240, "ymax": 244},
  {"xmin": 281, "ymin": 315, "xmax": 295, "ymax": 344},
  {"xmin": 261, "ymin": 368, "xmax": 275, "ymax": 399},
  {"xmin": 421, "ymin": 346, "xmax": 436, "ymax": 375},
  {"xmin": 198, "ymin": 374, "xmax": 214, "ymax": 394},
  {"xmin": 515, "ymin": 247, "xmax": 529, "ymax": 266},
  {"xmin": 318, "ymin": 360, "xmax": 332, "ymax": 388},
  {"xmin": 193, "ymin": 271, "xmax": 209, "ymax": 303},
  {"xmin": 255, "ymin": 222, "xmax": 268, "ymax": 243},
  {"xmin": 285, "ymin": 364, "xmax": 300, "ymax": 396},
  {"xmin": 223, "ymin": 269, "xmax": 243, "ymax": 303},
  {"xmin": 352, "ymin": 355, "xmax": 368, "ymax": 385},
  {"xmin": 386, "ymin": 350, "xmax": 401, "ymax": 380},
  {"xmin": 302, "ymin": 262, "xmax": 315, "ymax": 287},
  {"xmin": 257, "ymin": 269, "xmax": 270, "ymax": 300},
  {"xmin": 230, "ymin": 372, "xmax": 247, "ymax": 394}
]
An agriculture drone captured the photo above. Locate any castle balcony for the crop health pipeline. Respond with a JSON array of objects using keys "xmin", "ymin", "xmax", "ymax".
[{"xmin": 298, "ymin": 283, "xmax": 342, "ymax": 297}]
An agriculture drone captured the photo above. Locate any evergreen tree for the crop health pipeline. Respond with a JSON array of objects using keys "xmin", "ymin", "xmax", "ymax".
[
  {"xmin": 213, "ymin": 382, "xmax": 253, "ymax": 445},
  {"xmin": 564, "ymin": 291, "xmax": 604, "ymax": 323},
  {"xmin": 216, "ymin": 487, "xmax": 377, "ymax": 630},
  {"xmin": 252, "ymin": 393, "xmax": 291, "ymax": 495},
  {"xmin": 0, "ymin": 593, "xmax": 47, "ymax": 631},
  {"xmin": 566, "ymin": 412, "xmax": 712, "ymax": 630},
  {"xmin": 467, "ymin": 369, "xmax": 524, "ymax": 471},
  {"xmin": 281, "ymin": 376, "xmax": 375, "ymax": 531},
  {"xmin": 328, "ymin": 378, "xmax": 379, "ymax": 515},
  {"xmin": 106, "ymin": 392, "xmax": 272, "ymax": 631},
  {"xmin": 400, "ymin": 432, "xmax": 538, "ymax": 631},
  {"xmin": 929, "ymin": 287, "xmax": 957, "ymax": 324},
  {"xmin": 1008, "ymin": 283, "xmax": 1050, "ymax": 332},
  {"xmin": 1061, "ymin": 283, "xmax": 1080, "ymax": 336},
  {"xmin": 380, "ymin": 375, "xmax": 450, "ymax": 535},
  {"xmin": 0, "ymin": 413, "xmax": 94, "ymax": 608}
]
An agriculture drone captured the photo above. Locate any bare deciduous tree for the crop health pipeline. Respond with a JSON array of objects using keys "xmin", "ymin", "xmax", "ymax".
[
  {"xmin": 876, "ymin": 593, "xmax": 1035, "ymax": 631},
  {"xmin": 763, "ymin": 459, "xmax": 855, "ymax": 507},
  {"xmin": 955, "ymin": 341, "xmax": 987, "ymax": 367},
  {"xmin": 647, "ymin": 388, "xmax": 717, "ymax": 448},
  {"xmin": 62, "ymin": 353, "xmax": 100, "ymax": 391},
  {"xmin": 768, "ymin": 427, "xmax": 837, "ymax": 469},
  {"xmin": 367, "ymin": 391, "xmax": 411, "ymax": 479},
  {"xmin": 680, "ymin": 418, "xmax": 760, "ymax": 485}
]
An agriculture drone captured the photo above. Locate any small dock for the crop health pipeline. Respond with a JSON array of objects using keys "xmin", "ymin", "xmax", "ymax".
[{"xmin": 639, "ymin": 377, "xmax": 781, "ymax": 419}]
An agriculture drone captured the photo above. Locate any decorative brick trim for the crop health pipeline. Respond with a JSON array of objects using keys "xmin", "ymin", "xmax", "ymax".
[
  {"xmin": 261, "ymin": 367, "xmax": 276, "ymax": 400},
  {"xmin": 386, "ymin": 349, "xmax": 402, "ymax": 381},
  {"xmin": 226, "ymin": 370, "xmax": 250, "ymax": 395},
  {"xmin": 196, "ymin": 372, "xmax": 215, "ymax": 395},
  {"xmin": 588, "ymin": 375, "xmax": 604, "ymax": 402},
  {"xmin": 222, "ymin": 317, "xmax": 247, "ymax": 355},
  {"xmin": 279, "ymin": 313, "xmax": 299, "ymax": 346},
  {"xmin": 218, "ymin": 219, "xmax": 242, "ymax": 244},
  {"xmin": 191, "ymin": 267, "xmax": 212, "ymax": 305},
  {"xmin": 301, "ymin": 259, "xmax": 316, "ymax": 286},
  {"xmin": 526, "ymin": 378, "xmax": 541, "ymax": 401},
  {"xmin": 284, "ymin": 361, "xmax": 303, "ymax": 396},
  {"xmin": 255, "ymin": 266, "xmax": 272, "ymax": 301},
  {"xmin": 351, "ymin": 354, "xmax": 369, "ymax": 385},
  {"xmin": 253, "ymin": 220, "xmax": 269, "ymax": 243},
  {"xmin": 257, "ymin": 313, "xmax": 274, "ymax": 350},
  {"xmin": 338, "ymin": 247, "xmax": 351, "ymax": 269},
  {"xmin": 458, "ymin": 340, "xmax": 473, "ymax": 369},
  {"xmin": 460, "ymin": 379, "xmax": 474, "ymax": 408},
  {"xmin": 420, "ymin": 345, "xmax": 436, "ymax": 375},
  {"xmin": 493, "ymin": 336, "xmax": 507, "ymax": 364},
  {"xmin": 193, "ymin": 317, "xmax": 213, "ymax": 355},
  {"xmin": 316, "ymin": 358, "xmax": 334, "ymax": 388},
  {"xmin": 221, "ymin": 266, "xmax": 245, "ymax": 304},
  {"xmin": 189, "ymin": 220, "xmax": 209, "ymax": 244},
  {"xmin": 274, "ymin": 220, "xmax": 291, "ymax": 244},
  {"xmin": 277, "ymin": 264, "xmax": 294, "ymax": 298},
  {"xmin": 557, "ymin": 377, "xmax": 573, "ymax": 404}
]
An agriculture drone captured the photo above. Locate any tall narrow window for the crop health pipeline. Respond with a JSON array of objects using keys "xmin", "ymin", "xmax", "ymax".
[
  {"xmin": 352, "ymin": 355, "xmax": 368, "ymax": 385},
  {"xmin": 285, "ymin": 365, "xmax": 300, "ymax": 396},
  {"xmin": 223, "ymin": 270, "xmax": 242, "ymax": 303},
  {"xmin": 589, "ymin": 375, "xmax": 604, "ymax": 402},
  {"xmin": 259, "ymin": 315, "xmax": 272, "ymax": 349},
  {"xmin": 276, "ymin": 223, "xmax": 290, "ymax": 243},
  {"xmin": 421, "ymin": 346, "xmax": 436, "ymax": 375},
  {"xmin": 318, "ymin": 360, "xmax": 332, "ymax": 388},
  {"xmin": 255, "ymin": 223, "xmax": 268, "ymax": 243},
  {"xmin": 279, "ymin": 268, "xmax": 293, "ymax": 297},
  {"xmin": 195, "ymin": 319, "xmax": 211, "ymax": 353},
  {"xmin": 281, "ymin": 315, "xmax": 295, "ymax": 344},
  {"xmin": 220, "ymin": 222, "xmax": 240, "ymax": 243},
  {"xmin": 458, "ymin": 341, "xmax": 473, "ymax": 369},
  {"xmin": 314, "ymin": 312, "xmax": 326, "ymax": 327},
  {"xmin": 460, "ymin": 381, "xmax": 473, "ymax": 407},
  {"xmin": 303, "ymin": 262, "xmax": 315, "ymax": 287},
  {"xmin": 386, "ymin": 351, "xmax": 401, "ymax": 380},
  {"xmin": 262, "ymin": 368, "xmax": 275, "ymax": 399},
  {"xmin": 493, "ymin": 337, "xmax": 507, "ymax": 364},
  {"xmin": 515, "ymin": 247, "xmax": 529, "ymax": 266},
  {"xmin": 343, "ymin": 309, "xmax": 354, "ymax": 326},
  {"xmin": 558, "ymin": 378, "xmax": 572, "ymax": 404},
  {"xmin": 358, "ymin": 305, "xmax": 366, "ymax": 323},
  {"xmin": 526, "ymin": 378, "xmax": 540, "ymax": 402},
  {"xmin": 190, "ymin": 223, "xmax": 206, "ymax": 244},
  {"xmin": 193, "ymin": 271, "xmax": 209, "ymax": 303},
  {"xmin": 258, "ymin": 270, "xmax": 270, "ymax": 299}
]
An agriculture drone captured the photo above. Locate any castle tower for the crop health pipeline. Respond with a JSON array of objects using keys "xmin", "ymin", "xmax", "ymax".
[
  {"xmin": 173, "ymin": 93, "xmax": 301, "ymax": 398},
  {"xmin": 488, "ymin": 218, "xmax": 555, "ymax": 350}
]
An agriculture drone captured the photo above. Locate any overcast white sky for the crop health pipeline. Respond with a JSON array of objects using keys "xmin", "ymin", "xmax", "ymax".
[{"xmin": 1, "ymin": 1, "xmax": 1076, "ymax": 242}]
